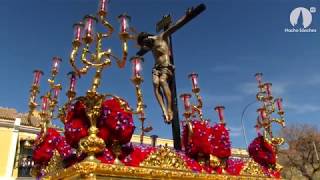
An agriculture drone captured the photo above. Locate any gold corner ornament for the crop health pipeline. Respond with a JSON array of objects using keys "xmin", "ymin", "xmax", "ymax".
[
  {"xmin": 139, "ymin": 145, "xmax": 188, "ymax": 170},
  {"xmin": 240, "ymin": 159, "xmax": 265, "ymax": 177}
]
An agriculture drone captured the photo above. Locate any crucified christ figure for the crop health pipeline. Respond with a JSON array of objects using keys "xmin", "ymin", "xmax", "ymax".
[
  {"xmin": 137, "ymin": 31, "xmax": 174, "ymax": 123},
  {"xmin": 136, "ymin": 4, "xmax": 206, "ymax": 124}
]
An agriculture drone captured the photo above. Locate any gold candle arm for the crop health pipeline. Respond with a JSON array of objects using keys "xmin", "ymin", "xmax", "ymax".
[
  {"xmin": 271, "ymin": 117, "xmax": 285, "ymax": 128},
  {"xmin": 99, "ymin": 15, "xmax": 114, "ymax": 38},
  {"xmin": 180, "ymin": 93, "xmax": 194, "ymax": 144},
  {"xmin": 131, "ymin": 76, "xmax": 145, "ymax": 114},
  {"xmin": 191, "ymin": 91, "xmax": 203, "ymax": 120},
  {"xmin": 70, "ymin": 45, "xmax": 90, "ymax": 75},
  {"xmin": 27, "ymin": 85, "xmax": 40, "ymax": 124},
  {"xmin": 184, "ymin": 113, "xmax": 193, "ymax": 144}
]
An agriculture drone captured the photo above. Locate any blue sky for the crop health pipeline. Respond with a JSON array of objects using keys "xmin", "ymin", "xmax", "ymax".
[{"xmin": 1, "ymin": 0, "xmax": 320, "ymax": 148}]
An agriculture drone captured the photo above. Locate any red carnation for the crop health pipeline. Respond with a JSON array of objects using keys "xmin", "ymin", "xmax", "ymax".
[
  {"xmin": 99, "ymin": 98, "xmax": 135, "ymax": 145},
  {"xmin": 32, "ymin": 128, "xmax": 62, "ymax": 166},
  {"xmin": 64, "ymin": 101, "xmax": 90, "ymax": 148},
  {"xmin": 210, "ymin": 123, "xmax": 231, "ymax": 159},
  {"xmin": 248, "ymin": 135, "xmax": 276, "ymax": 169},
  {"xmin": 183, "ymin": 120, "xmax": 212, "ymax": 158}
]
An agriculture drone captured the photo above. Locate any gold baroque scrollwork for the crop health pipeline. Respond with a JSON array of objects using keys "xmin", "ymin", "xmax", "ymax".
[
  {"xmin": 44, "ymin": 161, "xmax": 274, "ymax": 180},
  {"xmin": 43, "ymin": 150, "xmax": 64, "ymax": 176},
  {"xmin": 240, "ymin": 159, "xmax": 265, "ymax": 177},
  {"xmin": 139, "ymin": 145, "xmax": 189, "ymax": 170}
]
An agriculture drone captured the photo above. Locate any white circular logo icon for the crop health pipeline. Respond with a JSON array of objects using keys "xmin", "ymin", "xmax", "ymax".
[{"xmin": 290, "ymin": 7, "xmax": 312, "ymax": 28}]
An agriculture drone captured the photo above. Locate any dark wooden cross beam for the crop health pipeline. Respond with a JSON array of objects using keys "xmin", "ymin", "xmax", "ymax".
[{"xmin": 138, "ymin": 4, "xmax": 206, "ymax": 150}]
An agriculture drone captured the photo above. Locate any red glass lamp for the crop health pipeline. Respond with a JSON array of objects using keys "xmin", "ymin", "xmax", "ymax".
[
  {"xmin": 32, "ymin": 70, "xmax": 44, "ymax": 86},
  {"xmin": 130, "ymin": 56, "xmax": 144, "ymax": 78},
  {"xmin": 83, "ymin": 15, "xmax": 98, "ymax": 44},
  {"xmin": 188, "ymin": 72, "xmax": 200, "ymax": 93},
  {"xmin": 51, "ymin": 56, "xmax": 62, "ymax": 74},
  {"xmin": 180, "ymin": 93, "xmax": 192, "ymax": 112},
  {"xmin": 72, "ymin": 22, "xmax": 84, "ymax": 46},
  {"xmin": 118, "ymin": 13, "xmax": 131, "ymax": 34},
  {"xmin": 214, "ymin": 105, "xmax": 225, "ymax": 124}
]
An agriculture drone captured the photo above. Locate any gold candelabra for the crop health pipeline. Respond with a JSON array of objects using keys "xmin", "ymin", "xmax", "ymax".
[
  {"xmin": 65, "ymin": 0, "xmax": 143, "ymax": 163},
  {"xmin": 180, "ymin": 73, "xmax": 204, "ymax": 120},
  {"xmin": 254, "ymin": 73, "xmax": 285, "ymax": 147},
  {"xmin": 129, "ymin": 56, "xmax": 152, "ymax": 144},
  {"xmin": 179, "ymin": 73, "xmax": 205, "ymax": 142},
  {"xmin": 27, "ymin": 57, "xmax": 63, "ymax": 146}
]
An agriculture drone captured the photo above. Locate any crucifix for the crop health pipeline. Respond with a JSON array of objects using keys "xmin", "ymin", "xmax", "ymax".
[{"xmin": 136, "ymin": 4, "xmax": 206, "ymax": 150}]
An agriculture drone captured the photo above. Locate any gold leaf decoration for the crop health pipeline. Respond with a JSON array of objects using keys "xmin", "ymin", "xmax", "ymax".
[{"xmin": 139, "ymin": 145, "xmax": 189, "ymax": 170}]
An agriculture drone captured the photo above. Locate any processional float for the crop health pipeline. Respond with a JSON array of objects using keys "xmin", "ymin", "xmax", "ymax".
[{"xmin": 26, "ymin": 1, "xmax": 286, "ymax": 179}]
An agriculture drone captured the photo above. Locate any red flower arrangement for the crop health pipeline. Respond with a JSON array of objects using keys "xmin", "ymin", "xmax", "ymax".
[
  {"xmin": 32, "ymin": 128, "xmax": 72, "ymax": 166},
  {"xmin": 96, "ymin": 144, "xmax": 155, "ymax": 167},
  {"xmin": 182, "ymin": 120, "xmax": 212, "ymax": 158},
  {"xmin": 123, "ymin": 144, "xmax": 155, "ymax": 166},
  {"xmin": 64, "ymin": 98, "xmax": 135, "ymax": 149},
  {"xmin": 64, "ymin": 101, "xmax": 89, "ymax": 148},
  {"xmin": 97, "ymin": 98, "xmax": 135, "ymax": 145},
  {"xmin": 225, "ymin": 158, "xmax": 244, "ymax": 175},
  {"xmin": 178, "ymin": 152, "xmax": 203, "ymax": 172},
  {"xmin": 248, "ymin": 135, "xmax": 276, "ymax": 169},
  {"xmin": 210, "ymin": 123, "xmax": 231, "ymax": 159}
]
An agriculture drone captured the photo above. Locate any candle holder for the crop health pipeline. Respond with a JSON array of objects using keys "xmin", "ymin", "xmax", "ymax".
[
  {"xmin": 27, "ymin": 70, "xmax": 44, "ymax": 124},
  {"xmin": 68, "ymin": 2, "xmax": 137, "ymax": 162},
  {"xmin": 72, "ymin": 22, "xmax": 84, "ymax": 47},
  {"xmin": 66, "ymin": 71, "xmax": 77, "ymax": 103},
  {"xmin": 130, "ymin": 56, "xmax": 145, "ymax": 114},
  {"xmin": 28, "ymin": 57, "xmax": 63, "ymax": 146},
  {"xmin": 187, "ymin": 73, "xmax": 203, "ymax": 120},
  {"xmin": 98, "ymin": 0, "xmax": 109, "ymax": 17},
  {"xmin": 27, "ymin": 56, "xmax": 62, "ymax": 130},
  {"xmin": 139, "ymin": 111, "xmax": 153, "ymax": 144},
  {"xmin": 179, "ymin": 93, "xmax": 193, "ymax": 141},
  {"xmin": 180, "ymin": 93, "xmax": 192, "ymax": 120},
  {"xmin": 254, "ymin": 73, "xmax": 285, "ymax": 147},
  {"xmin": 214, "ymin": 105, "xmax": 225, "ymax": 124},
  {"xmin": 129, "ymin": 56, "xmax": 152, "ymax": 144}
]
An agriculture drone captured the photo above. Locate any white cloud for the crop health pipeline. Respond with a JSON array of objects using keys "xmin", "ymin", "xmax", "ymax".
[
  {"xmin": 201, "ymin": 92, "xmax": 244, "ymax": 104},
  {"xmin": 239, "ymin": 81, "xmax": 289, "ymax": 95},
  {"xmin": 285, "ymin": 101, "xmax": 320, "ymax": 114},
  {"xmin": 228, "ymin": 126, "xmax": 243, "ymax": 137}
]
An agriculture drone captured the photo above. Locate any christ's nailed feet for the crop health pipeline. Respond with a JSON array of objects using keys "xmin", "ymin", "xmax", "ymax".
[{"xmin": 163, "ymin": 114, "xmax": 172, "ymax": 124}]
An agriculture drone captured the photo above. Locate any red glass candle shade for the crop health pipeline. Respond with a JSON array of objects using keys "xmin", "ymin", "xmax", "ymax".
[
  {"xmin": 180, "ymin": 93, "xmax": 192, "ymax": 111},
  {"xmin": 257, "ymin": 108, "xmax": 267, "ymax": 120},
  {"xmin": 99, "ymin": 0, "xmax": 109, "ymax": 14},
  {"xmin": 130, "ymin": 56, "xmax": 144, "ymax": 78},
  {"xmin": 188, "ymin": 73, "xmax": 199, "ymax": 91},
  {"xmin": 72, "ymin": 22, "xmax": 84, "ymax": 43},
  {"xmin": 264, "ymin": 82, "xmax": 272, "ymax": 97},
  {"xmin": 276, "ymin": 98, "xmax": 283, "ymax": 112},
  {"xmin": 68, "ymin": 72, "xmax": 77, "ymax": 92},
  {"xmin": 255, "ymin": 72, "xmax": 263, "ymax": 85},
  {"xmin": 32, "ymin": 70, "xmax": 44, "ymax": 86},
  {"xmin": 51, "ymin": 56, "xmax": 62, "ymax": 73},
  {"xmin": 53, "ymin": 85, "xmax": 61, "ymax": 99},
  {"xmin": 41, "ymin": 96, "xmax": 49, "ymax": 111},
  {"xmin": 214, "ymin": 105, "xmax": 225, "ymax": 122},
  {"xmin": 83, "ymin": 15, "xmax": 97, "ymax": 41},
  {"xmin": 118, "ymin": 13, "xmax": 131, "ymax": 33}
]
